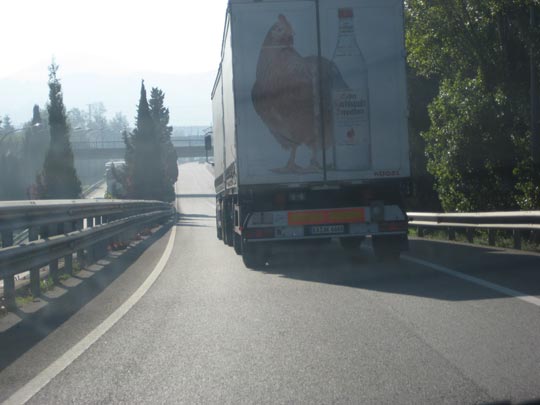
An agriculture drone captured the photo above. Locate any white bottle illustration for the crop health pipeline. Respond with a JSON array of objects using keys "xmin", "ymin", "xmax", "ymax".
[{"xmin": 331, "ymin": 8, "xmax": 371, "ymax": 171}]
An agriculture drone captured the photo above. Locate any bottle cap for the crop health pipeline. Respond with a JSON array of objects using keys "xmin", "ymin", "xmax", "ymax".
[{"xmin": 339, "ymin": 8, "xmax": 354, "ymax": 19}]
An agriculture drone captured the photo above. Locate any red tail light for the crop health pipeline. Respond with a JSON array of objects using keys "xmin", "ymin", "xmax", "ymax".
[
  {"xmin": 244, "ymin": 228, "xmax": 275, "ymax": 239},
  {"xmin": 379, "ymin": 221, "xmax": 408, "ymax": 232}
]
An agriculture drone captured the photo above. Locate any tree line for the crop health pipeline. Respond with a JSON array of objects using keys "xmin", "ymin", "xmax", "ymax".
[
  {"xmin": 406, "ymin": 0, "xmax": 540, "ymax": 212},
  {"xmin": 0, "ymin": 63, "xmax": 178, "ymax": 202}
]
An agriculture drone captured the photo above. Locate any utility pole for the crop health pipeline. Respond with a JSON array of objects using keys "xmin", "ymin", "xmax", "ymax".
[{"xmin": 532, "ymin": 5, "xmax": 540, "ymax": 165}]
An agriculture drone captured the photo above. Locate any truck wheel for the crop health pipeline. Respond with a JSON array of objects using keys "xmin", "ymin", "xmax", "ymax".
[
  {"xmin": 225, "ymin": 223, "xmax": 234, "ymax": 247},
  {"xmin": 233, "ymin": 233, "xmax": 242, "ymax": 255},
  {"xmin": 372, "ymin": 235, "xmax": 401, "ymax": 261},
  {"xmin": 222, "ymin": 209, "xmax": 233, "ymax": 247},
  {"xmin": 217, "ymin": 224, "xmax": 223, "ymax": 240},
  {"xmin": 339, "ymin": 237, "xmax": 364, "ymax": 250},
  {"xmin": 242, "ymin": 242, "xmax": 265, "ymax": 269},
  {"xmin": 219, "ymin": 210, "xmax": 228, "ymax": 244}
]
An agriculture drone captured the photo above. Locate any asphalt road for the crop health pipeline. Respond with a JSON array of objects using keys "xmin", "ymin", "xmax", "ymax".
[
  {"xmin": 85, "ymin": 180, "xmax": 107, "ymax": 199},
  {"xmin": 1, "ymin": 162, "xmax": 540, "ymax": 404}
]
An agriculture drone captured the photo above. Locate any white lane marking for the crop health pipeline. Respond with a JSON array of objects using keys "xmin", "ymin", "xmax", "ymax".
[
  {"xmin": 4, "ymin": 201, "xmax": 180, "ymax": 405},
  {"xmin": 403, "ymin": 255, "xmax": 540, "ymax": 308}
]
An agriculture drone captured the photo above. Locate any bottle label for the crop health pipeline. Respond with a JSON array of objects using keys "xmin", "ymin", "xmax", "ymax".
[
  {"xmin": 331, "ymin": 88, "xmax": 371, "ymax": 171},
  {"xmin": 333, "ymin": 89, "xmax": 369, "ymax": 142}
]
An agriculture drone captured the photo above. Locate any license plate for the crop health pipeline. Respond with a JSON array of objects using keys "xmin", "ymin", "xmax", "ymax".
[{"xmin": 308, "ymin": 224, "xmax": 345, "ymax": 235}]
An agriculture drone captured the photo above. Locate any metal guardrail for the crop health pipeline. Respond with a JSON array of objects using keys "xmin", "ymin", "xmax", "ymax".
[
  {"xmin": 0, "ymin": 199, "xmax": 174, "ymax": 311},
  {"xmin": 408, "ymin": 211, "xmax": 540, "ymax": 249},
  {"xmin": 10, "ymin": 180, "xmax": 107, "ymax": 246}
]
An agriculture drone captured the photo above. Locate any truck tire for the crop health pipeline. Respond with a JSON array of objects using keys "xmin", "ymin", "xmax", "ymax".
[
  {"xmin": 217, "ymin": 223, "xmax": 223, "ymax": 240},
  {"xmin": 233, "ymin": 232, "xmax": 242, "ymax": 255},
  {"xmin": 339, "ymin": 236, "xmax": 364, "ymax": 250},
  {"xmin": 220, "ymin": 213, "xmax": 228, "ymax": 245},
  {"xmin": 222, "ymin": 205, "xmax": 234, "ymax": 247},
  {"xmin": 216, "ymin": 202, "xmax": 223, "ymax": 240},
  {"xmin": 225, "ymin": 223, "xmax": 234, "ymax": 247},
  {"xmin": 242, "ymin": 242, "xmax": 265, "ymax": 269},
  {"xmin": 372, "ymin": 235, "xmax": 402, "ymax": 261}
]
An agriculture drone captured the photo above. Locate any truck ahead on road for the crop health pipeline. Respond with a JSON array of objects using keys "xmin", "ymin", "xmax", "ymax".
[{"xmin": 212, "ymin": 0, "xmax": 410, "ymax": 267}]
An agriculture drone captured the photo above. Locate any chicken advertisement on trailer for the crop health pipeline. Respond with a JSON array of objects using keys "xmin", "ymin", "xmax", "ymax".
[
  {"xmin": 227, "ymin": 0, "xmax": 408, "ymax": 186},
  {"xmin": 212, "ymin": 0, "xmax": 410, "ymax": 267}
]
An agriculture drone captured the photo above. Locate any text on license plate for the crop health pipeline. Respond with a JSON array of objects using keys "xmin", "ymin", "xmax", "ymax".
[{"xmin": 309, "ymin": 225, "xmax": 345, "ymax": 235}]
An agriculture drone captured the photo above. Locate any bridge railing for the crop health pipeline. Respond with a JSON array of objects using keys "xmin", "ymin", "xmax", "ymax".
[
  {"xmin": 0, "ymin": 199, "xmax": 175, "ymax": 310},
  {"xmin": 72, "ymin": 137, "xmax": 205, "ymax": 150},
  {"xmin": 408, "ymin": 211, "xmax": 540, "ymax": 249}
]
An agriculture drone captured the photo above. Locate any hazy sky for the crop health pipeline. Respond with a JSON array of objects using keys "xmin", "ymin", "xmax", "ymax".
[{"xmin": 1, "ymin": 0, "xmax": 229, "ymax": 125}]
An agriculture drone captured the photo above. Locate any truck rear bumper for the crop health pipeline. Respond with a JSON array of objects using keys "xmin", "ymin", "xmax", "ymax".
[{"xmin": 241, "ymin": 205, "xmax": 408, "ymax": 243}]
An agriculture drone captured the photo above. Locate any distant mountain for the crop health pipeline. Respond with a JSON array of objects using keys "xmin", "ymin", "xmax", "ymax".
[{"xmin": 0, "ymin": 69, "xmax": 217, "ymax": 127}]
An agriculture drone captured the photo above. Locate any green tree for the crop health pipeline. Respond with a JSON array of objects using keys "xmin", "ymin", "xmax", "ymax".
[
  {"xmin": 21, "ymin": 105, "xmax": 49, "ymax": 191},
  {"xmin": 2, "ymin": 114, "xmax": 14, "ymax": 132},
  {"xmin": 406, "ymin": 0, "xmax": 539, "ymax": 211},
  {"xmin": 406, "ymin": 68, "xmax": 441, "ymax": 211},
  {"xmin": 109, "ymin": 112, "xmax": 129, "ymax": 134},
  {"xmin": 149, "ymin": 87, "xmax": 177, "ymax": 202},
  {"xmin": 122, "ymin": 129, "xmax": 134, "ymax": 194},
  {"xmin": 37, "ymin": 62, "xmax": 82, "ymax": 199},
  {"xmin": 130, "ymin": 80, "xmax": 168, "ymax": 201}
]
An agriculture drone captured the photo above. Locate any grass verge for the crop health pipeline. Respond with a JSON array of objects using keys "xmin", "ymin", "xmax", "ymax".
[{"xmin": 409, "ymin": 227, "xmax": 540, "ymax": 253}]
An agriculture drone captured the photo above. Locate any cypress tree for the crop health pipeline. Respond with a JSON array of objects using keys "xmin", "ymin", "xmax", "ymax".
[
  {"xmin": 37, "ymin": 62, "xmax": 82, "ymax": 199},
  {"xmin": 130, "ymin": 80, "xmax": 167, "ymax": 201},
  {"xmin": 2, "ymin": 115, "xmax": 14, "ymax": 132},
  {"xmin": 122, "ymin": 129, "xmax": 134, "ymax": 195},
  {"xmin": 149, "ymin": 87, "xmax": 178, "ymax": 202},
  {"xmin": 22, "ymin": 105, "xmax": 48, "ymax": 193}
]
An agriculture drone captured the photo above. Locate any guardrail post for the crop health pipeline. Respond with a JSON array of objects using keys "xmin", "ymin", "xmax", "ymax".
[
  {"xmin": 64, "ymin": 221, "xmax": 73, "ymax": 276},
  {"xmin": 29, "ymin": 227, "xmax": 41, "ymax": 297},
  {"xmin": 75, "ymin": 219, "xmax": 85, "ymax": 268},
  {"xmin": 50, "ymin": 259, "xmax": 59, "ymax": 284},
  {"xmin": 47, "ymin": 223, "xmax": 60, "ymax": 284},
  {"xmin": 417, "ymin": 226, "xmax": 424, "ymax": 237},
  {"xmin": 488, "ymin": 229, "xmax": 496, "ymax": 246},
  {"xmin": 513, "ymin": 230, "xmax": 522, "ymax": 250},
  {"xmin": 448, "ymin": 228, "xmax": 456, "ymax": 241},
  {"xmin": 1, "ymin": 230, "xmax": 16, "ymax": 311},
  {"xmin": 466, "ymin": 228, "xmax": 474, "ymax": 243},
  {"xmin": 86, "ymin": 217, "xmax": 95, "ymax": 263}
]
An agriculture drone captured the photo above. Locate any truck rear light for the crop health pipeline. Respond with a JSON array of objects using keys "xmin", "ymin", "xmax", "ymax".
[
  {"xmin": 244, "ymin": 228, "xmax": 274, "ymax": 239},
  {"xmin": 379, "ymin": 221, "xmax": 408, "ymax": 232}
]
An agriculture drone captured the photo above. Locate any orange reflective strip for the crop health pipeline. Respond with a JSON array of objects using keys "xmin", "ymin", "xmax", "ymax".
[{"xmin": 288, "ymin": 208, "xmax": 365, "ymax": 226}]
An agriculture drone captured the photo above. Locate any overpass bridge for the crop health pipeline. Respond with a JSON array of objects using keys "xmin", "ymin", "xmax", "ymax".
[
  {"xmin": 72, "ymin": 136, "xmax": 211, "ymax": 160},
  {"xmin": 72, "ymin": 136, "xmax": 211, "ymax": 183}
]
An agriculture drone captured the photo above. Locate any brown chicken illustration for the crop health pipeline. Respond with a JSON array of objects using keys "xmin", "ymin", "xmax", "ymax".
[{"xmin": 252, "ymin": 14, "xmax": 348, "ymax": 173}]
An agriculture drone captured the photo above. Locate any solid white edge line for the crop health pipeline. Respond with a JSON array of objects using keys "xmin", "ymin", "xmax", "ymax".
[
  {"xmin": 4, "ymin": 219, "xmax": 177, "ymax": 405},
  {"xmin": 402, "ymin": 255, "xmax": 540, "ymax": 308}
]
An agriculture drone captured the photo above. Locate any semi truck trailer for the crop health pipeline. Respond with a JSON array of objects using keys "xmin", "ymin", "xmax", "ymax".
[{"xmin": 212, "ymin": 0, "xmax": 410, "ymax": 268}]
